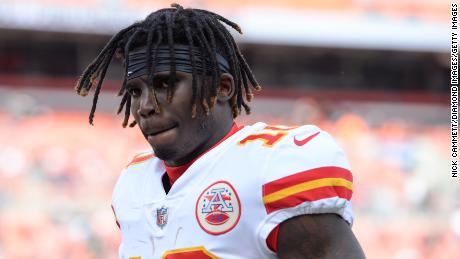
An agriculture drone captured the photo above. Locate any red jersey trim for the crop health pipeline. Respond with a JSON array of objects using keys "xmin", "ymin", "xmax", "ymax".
[
  {"xmin": 262, "ymin": 166, "xmax": 353, "ymax": 214},
  {"xmin": 266, "ymin": 225, "xmax": 280, "ymax": 252},
  {"xmin": 264, "ymin": 185, "xmax": 353, "ymax": 214}
]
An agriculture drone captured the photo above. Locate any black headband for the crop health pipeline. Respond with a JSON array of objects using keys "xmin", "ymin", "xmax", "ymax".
[{"xmin": 126, "ymin": 44, "xmax": 230, "ymax": 80}]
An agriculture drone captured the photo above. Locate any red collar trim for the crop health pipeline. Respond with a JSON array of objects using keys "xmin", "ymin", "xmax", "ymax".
[{"xmin": 164, "ymin": 122, "xmax": 243, "ymax": 185}]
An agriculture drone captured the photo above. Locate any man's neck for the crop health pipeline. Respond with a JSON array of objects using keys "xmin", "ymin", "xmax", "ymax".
[{"xmin": 163, "ymin": 120, "xmax": 234, "ymax": 167}]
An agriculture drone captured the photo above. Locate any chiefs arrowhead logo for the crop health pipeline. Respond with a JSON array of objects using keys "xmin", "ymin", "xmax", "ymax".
[{"xmin": 196, "ymin": 181, "xmax": 241, "ymax": 235}]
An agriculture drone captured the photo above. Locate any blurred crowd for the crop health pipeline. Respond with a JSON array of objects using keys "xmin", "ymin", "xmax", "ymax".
[
  {"xmin": 0, "ymin": 98, "xmax": 455, "ymax": 259},
  {"xmin": 0, "ymin": 0, "xmax": 451, "ymax": 258}
]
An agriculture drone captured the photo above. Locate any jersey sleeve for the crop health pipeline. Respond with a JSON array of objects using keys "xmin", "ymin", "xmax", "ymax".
[{"xmin": 257, "ymin": 125, "xmax": 354, "ymax": 253}]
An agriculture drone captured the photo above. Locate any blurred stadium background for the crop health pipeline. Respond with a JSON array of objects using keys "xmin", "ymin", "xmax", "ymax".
[{"xmin": 0, "ymin": 0, "xmax": 453, "ymax": 258}]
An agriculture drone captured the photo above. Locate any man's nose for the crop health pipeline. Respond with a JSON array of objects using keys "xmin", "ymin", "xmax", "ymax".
[{"xmin": 137, "ymin": 90, "xmax": 160, "ymax": 118}]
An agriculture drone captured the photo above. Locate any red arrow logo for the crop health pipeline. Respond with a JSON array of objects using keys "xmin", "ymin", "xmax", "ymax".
[{"xmin": 293, "ymin": 131, "xmax": 320, "ymax": 146}]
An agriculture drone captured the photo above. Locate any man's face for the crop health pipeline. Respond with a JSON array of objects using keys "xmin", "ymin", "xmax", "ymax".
[{"xmin": 127, "ymin": 71, "xmax": 219, "ymax": 165}]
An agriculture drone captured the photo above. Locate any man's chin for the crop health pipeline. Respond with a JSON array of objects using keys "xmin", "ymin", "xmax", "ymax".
[{"xmin": 151, "ymin": 145, "xmax": 179, "ymax": 162}]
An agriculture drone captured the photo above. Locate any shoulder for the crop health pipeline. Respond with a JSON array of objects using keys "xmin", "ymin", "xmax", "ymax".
[
  {"xmin": 236, "ymin": 123, "xmax": 319, "ymax": 150},
  {"xmin": 259, "ymin": 122, "xmax": 352, "ymax": 189},
  {"xmin": 238, "ymin": 122, "xmax": 337, "ymax": 150},
  {"xmin": 236, "ymin": 122, "xmax": 350, "ymax": 177},
  {"xmin": 125, "ymin": 151, "xmax": 156, "ymax": 168},
  {"xmin": 112, "ymin": 150, "xmax": 158, "ymax": 204},
  {"xmin": 257, "ymin": 123, "xmax": 350, "ymax": 173},
  {"xmin": 116, "ymin": 150, "xmax": 157, "ymax": 189},
  {"xmin": 258, "ymin": 124, "xmax": 354, "ymax": 221}
]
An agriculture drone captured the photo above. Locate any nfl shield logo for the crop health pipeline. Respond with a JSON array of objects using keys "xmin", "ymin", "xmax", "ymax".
[{"xmin": 156, "ymin": 206, "xmax": 168, "ymax": 229}]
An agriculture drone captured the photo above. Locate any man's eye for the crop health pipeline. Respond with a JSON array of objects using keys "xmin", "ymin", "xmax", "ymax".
[
  {"xmin": 127, "ymin": 88, "xmax": 141, "ymax": 97},
  {"xmin": 156, "ymin": 78, "xmax": 179, "ymax": 89}
]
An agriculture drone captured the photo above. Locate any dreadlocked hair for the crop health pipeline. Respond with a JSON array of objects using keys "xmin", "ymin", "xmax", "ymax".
[{"xmin": 75, "ymin": 3, "xmax": 261, "ymax": 127}]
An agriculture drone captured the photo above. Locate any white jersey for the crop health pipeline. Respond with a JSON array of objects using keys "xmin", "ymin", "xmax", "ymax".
[{"xmin": 112, "ymin": 122, "xmax": 354, "ymax": 259}]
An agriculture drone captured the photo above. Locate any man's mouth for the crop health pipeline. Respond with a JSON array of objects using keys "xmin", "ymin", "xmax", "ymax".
[{"xmin": 145, "ymin": 124, "xmax": 178, "ymax": 137}]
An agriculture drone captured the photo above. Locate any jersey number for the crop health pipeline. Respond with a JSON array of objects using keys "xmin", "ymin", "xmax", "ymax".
[
  {"xmin": 238, "ymin": 125, "xmax": 296, "ymax": 147},
  {"xmin": 162, "ymin": 246, "xmax": 218, "ymax": 259}
]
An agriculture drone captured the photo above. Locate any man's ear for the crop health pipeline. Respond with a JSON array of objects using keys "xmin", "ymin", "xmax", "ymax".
[{"xmin": 217, "ymin": 73, "xmax": 235, "ymax": 102}]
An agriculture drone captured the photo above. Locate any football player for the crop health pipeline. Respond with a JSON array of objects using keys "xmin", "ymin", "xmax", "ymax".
[{"xmin": 75, "ymin": 3, "xmax": 365, "ymax": 259}]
